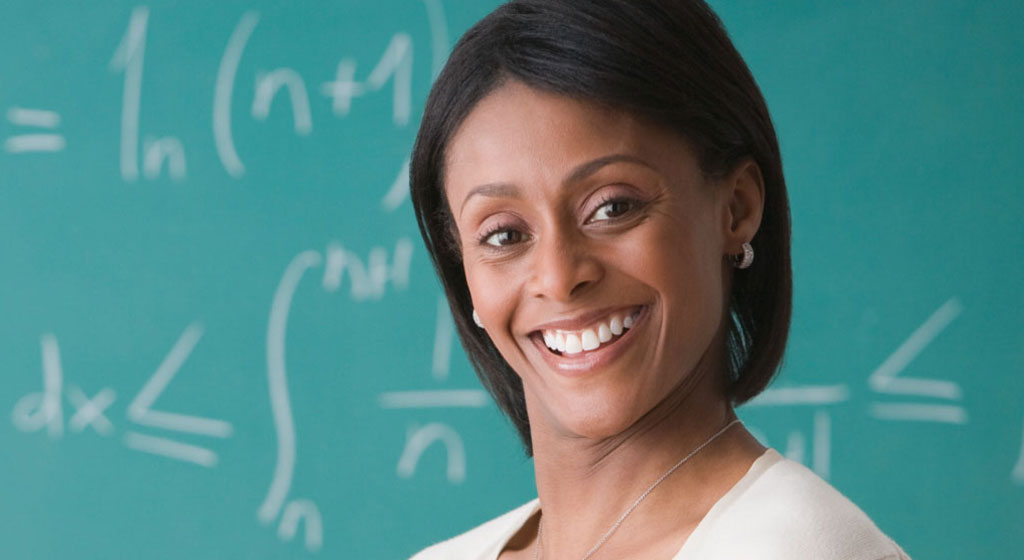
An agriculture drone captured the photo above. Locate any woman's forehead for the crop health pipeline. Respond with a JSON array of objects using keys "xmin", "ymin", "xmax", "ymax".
[
  {"xmin": 449, "ymin": 82, "xmax": 637, "ymax": 156},
  {"xmin": 443, "ymin": 82, "xmax": 691, "ymax": 200}
]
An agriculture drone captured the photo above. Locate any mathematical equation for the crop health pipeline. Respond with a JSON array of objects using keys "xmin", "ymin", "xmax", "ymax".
[
  {"xmin": 2, "ymin": 1, "xmax": 451, "ymax": 199},
  {"xmin": 6, "ymin": 3, "xmax": 1023, "ymax": 557},
  {"xmin": 4, "ymin": 4, "xmax": 453, "ymax": 551},
  {"xmin": 745, "ymin": 297, "xmax": 970, "ymax": 478},
  {"xmin": 18, "ymin": 260, "xmax": 1020, "ymax": 554},
  {"xmin": 11, "ymin": 236, "xmax": 413, "ymax": 553}
]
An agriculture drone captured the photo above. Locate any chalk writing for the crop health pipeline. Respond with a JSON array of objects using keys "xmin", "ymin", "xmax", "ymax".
[
  {"xmin": 747, "ymin": 385, "xmax": 846, "ymax": 479},
  {"xmin": 9, "ymin": 234, "xmax": 411, "ymax": 554},
  {"xmin": 380, "ymin": 295, "xmax": 485, "ymax": 484},
  {"xmin": 12, "ymin": 334, "xmax": 68, "ymax": 438},
  {"xmin": 381, "ymin": 157, "xmax": 411, "ymax": 211},
  {"xmin": 868, "ymin": 298, "xmax": 967, "ymax": 424},
  {"xmin": 398, "ymin": 422, "xmax": 467, "ymax": 484},
  {"xmin": 1014, "ymin": 414, "xmax": 1024, "ymax": 484},
  {"xmin": 259, "ymin": 249, "xmax": 323, "ymax": 553},
  {"xmin": 11, "ymin": 335, "xmax": 117, "ymax": 439},
  {"xmin": 66, "ymin": 385, "xmax": 116, "ymax": 435},
  {"xmin": 320, "ymin": 33, "xmax": 413, "ymax": 125},
  {"xmin": 279, "ymin": 499, "xmax": 323, "ymax": 553},
  {"xmin": 4, "ymin": 107, "xmax": 65, "ymax": 153},
  {"xmin": 122, "ymin": 322, "xmax": 233, "ymax": 467},
  {"xmin": 110, "ymin": 7, "xmax": 187, "ymax": 181},
  {"xmin": 214, "ymin": 11, "xmax": 259, "ymax": 177},
  {"xmin": 3, "ymin": 0, "xmax": 454, "ymax": 189},
  {"xmin": 253, "ymin": 68, "xmax": 313, "ymax": 135},
  {"xmin": 258, "ymin": 238, "xmax": 414, "ymax": 551},
  {"xmin": 431, "ymin": 296, "xmax": 455, "ymax": 379},
  {"xmin": 321, "ymin": 238, "xmax": 413, "ymax": 301},
  {"xmin": 423, "ymin": 0, "xmax": 451, "ymax": 79},
  {"xmin": 10, "ymin": 330, "xmax": 232, "ymax": 467},
  {"xmin": 10, "ymin": 2, "xmax": 1017, "ymax": 557}
]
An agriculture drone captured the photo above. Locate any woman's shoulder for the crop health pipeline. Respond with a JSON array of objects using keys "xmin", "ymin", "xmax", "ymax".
[
  {"xmin": 409, "ymin": 498, "xmax": 540, "ymax": 560},
  {"xmin": 677, "ymin": 448, "xmax": 911, "ymax": 560}
]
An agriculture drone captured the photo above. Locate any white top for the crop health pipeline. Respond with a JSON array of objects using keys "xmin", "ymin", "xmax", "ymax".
[{"xmin": 410, "ymin": 448, "xmax": 912, "ymax": 560}]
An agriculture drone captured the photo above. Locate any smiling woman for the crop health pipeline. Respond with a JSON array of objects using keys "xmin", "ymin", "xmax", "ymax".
[
  {"xmin": 409, "ymin": 1, "xmax": 910, "ymax": 559},
  {"xmin": 447, "ymin": 83, "xmax": 756, "ymax": 446}
]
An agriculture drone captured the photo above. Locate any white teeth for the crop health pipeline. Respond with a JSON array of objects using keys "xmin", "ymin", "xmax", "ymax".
[
  {"xmin": 539, "ymin": 307, "xmax": 643, "ymax": 356},
  {"xmin": 564, "ymin": 333, "xmax": 583, "ymax": 354},
  {"xmin": 609, "ymin": 316, "xmax": 624, "ymax": 336}
]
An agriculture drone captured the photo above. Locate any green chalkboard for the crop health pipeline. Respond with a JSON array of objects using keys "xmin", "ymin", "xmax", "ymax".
[{"xmin": 2, "ymin": 1, "xmax": 1022, "ymax": 558}]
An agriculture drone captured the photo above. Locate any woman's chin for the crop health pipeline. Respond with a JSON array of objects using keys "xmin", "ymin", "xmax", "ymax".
[
  {"xmin": 551, "ymin": 398, "xmax": 646, "ymax": 442},
  {"xmin": 524, "ymin": 375, "xmax": 659, "ymax": 443}
]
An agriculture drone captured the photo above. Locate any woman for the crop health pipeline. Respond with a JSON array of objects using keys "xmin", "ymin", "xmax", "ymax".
[{"xmin": 409, "ymin": 1, "xmax": 911, "ymax": 558}]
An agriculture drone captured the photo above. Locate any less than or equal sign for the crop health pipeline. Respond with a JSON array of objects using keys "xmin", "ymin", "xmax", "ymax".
[{"xmin": 4, "ymin": 107, "xmax": 66, "ymax": 153}]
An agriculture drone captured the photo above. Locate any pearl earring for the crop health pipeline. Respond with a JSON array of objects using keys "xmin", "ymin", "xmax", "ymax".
[
  {"xmin": 472, "ymin": 309, "xmax": 484, "ymax": 328},
  {"xmin": 732, "ymin": 242, "xmax": 754, "ymax": 269}
]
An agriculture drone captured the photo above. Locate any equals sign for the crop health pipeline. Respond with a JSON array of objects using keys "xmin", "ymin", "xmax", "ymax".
[{"xmin": 4, "ymin": 107, "xmax": 66, "ymax": 153}]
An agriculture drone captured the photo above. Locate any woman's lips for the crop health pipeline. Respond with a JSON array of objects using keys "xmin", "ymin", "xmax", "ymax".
[
  {"xmin": 539, "ymin": 306, "xmax": 642, "ymax": 355},
  {"xmin": 529, "ymin": 305, "xmax": 648, "ymax": 375}
]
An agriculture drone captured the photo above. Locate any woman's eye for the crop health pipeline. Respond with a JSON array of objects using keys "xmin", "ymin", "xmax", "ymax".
[
  {"xmin": 483, "ymin": 228, "xmax": 524, "ymax": 247},
  {"xmin": 589, "ymin": 198, "xmax": 635, "ymax": 222}
]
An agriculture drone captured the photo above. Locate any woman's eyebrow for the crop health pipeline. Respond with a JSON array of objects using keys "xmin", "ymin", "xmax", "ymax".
[
  {"xmin": 458, "ymin": 153, "xmax": 656, "ymax": 217},
  {"xmin": 563, "ymin": 153, "xmax": 656, "ymax": 185},
  {"xmin": 459, "ymin": 182, "xmax": 520, "ymax": 218}
]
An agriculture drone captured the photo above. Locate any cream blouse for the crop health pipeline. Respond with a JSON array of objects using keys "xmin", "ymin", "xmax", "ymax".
[{"xmin": 410, "ymin": 448, "xmax": 912, "ymax": 560}]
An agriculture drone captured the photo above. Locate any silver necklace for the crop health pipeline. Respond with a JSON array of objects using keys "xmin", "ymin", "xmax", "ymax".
[{"xmin": 533, "ymin": 418, "xmax": 741, "ymax": 560}]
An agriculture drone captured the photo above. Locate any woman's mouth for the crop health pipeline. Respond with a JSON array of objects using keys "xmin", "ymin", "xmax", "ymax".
[
  {"xmin": 538, "ymin": 307, "xmax": 642, "ymax": 356},
  {"xmin": 528, "ymin": 305, "xmax": 647, "ymax": 373}
]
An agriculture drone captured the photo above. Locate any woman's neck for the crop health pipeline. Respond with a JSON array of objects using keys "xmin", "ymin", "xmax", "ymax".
[{"xmin": 526, "ymin": 369, "xmax": 764, "ymax": 558}]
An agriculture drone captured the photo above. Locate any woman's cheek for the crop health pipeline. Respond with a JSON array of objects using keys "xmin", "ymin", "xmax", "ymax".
[{"xmin": 467, "ymin": 264, "xmax": 515, "ymax": 332}]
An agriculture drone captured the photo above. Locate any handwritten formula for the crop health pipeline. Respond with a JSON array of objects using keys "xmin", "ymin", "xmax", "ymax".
[{"xmin": 4, "ymin": 2, "xmax": 1022, "ymax": 558}]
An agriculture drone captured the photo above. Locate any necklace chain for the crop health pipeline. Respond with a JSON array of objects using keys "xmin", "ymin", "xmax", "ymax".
[{"xmin": 533, "ymin": 418, "xmax": 741, "ymax": 560}]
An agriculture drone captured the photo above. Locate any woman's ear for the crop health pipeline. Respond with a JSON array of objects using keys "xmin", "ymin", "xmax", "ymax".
[{"xmin": 720, "ymin": 158, "xmax": 765, "ymax": 253}]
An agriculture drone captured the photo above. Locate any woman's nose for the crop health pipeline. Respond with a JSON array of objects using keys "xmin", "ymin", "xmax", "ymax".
[{"xmin": 527, "ymin": 229, "xmax": 604, "ymax": 302}]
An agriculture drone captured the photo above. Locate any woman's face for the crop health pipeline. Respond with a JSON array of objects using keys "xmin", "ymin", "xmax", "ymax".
[{"xmin": 444, "ymin": 81, "xmax": 759, "ymax": 441}]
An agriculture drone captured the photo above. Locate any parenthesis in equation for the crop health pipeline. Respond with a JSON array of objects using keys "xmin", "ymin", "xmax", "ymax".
[
  {"xmin": 423, "ymin": 0, "xmax": 450, "ymax": 81},
  {"xmin": 214, "ymin": 11, "xmax": 259, "ymax": 178}
]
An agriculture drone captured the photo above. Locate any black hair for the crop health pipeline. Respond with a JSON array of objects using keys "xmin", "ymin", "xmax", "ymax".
[{"xmin": 410, "ymin": 0, "xmax": 792, "ymax": 456}]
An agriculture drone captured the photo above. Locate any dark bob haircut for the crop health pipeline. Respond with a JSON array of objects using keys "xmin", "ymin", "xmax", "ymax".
[{"xmin": 410, "ymin": 0, "xmax": 792, "ymax": 456}]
